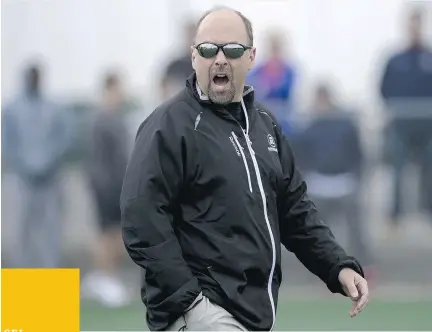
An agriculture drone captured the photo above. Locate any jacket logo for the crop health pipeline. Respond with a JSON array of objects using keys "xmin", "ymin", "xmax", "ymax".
[
  {"xmin": 229, "ymin": 136, "xmax": 241, "ymax": 157},
  {"xmin": 267, "ymin": 134, "xmax": 278, "ymax": 152}
]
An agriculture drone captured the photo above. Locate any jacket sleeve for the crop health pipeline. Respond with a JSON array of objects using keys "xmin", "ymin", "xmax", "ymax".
[
  {"xmin": 120, "ymin": 111, "xmax": 201, "ymax": 327},
  {"xmin": 1, "ymin": 106, "xmax": 19, "ymax": 171},
  {"xmin": 274, "ymin": 124, "xmax": 364, "ymax": 295},
  {"xmin": 380, "ymin": 57, "xmax": 394, "ymax": 101}
]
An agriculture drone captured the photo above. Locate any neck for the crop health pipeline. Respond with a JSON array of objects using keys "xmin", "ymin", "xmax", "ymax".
[
  {"xmin": 233, "ymin": 82, "xmax": 246, "ymax": 102},
  {"xmin": 410, "ymin": 41, "xmax": 423, "ymax": 49},
  {"xmin": 232, "ymin": 93, "xmax": 243, "ymax": 103},
  {"xmin": 196, "ymin": 82, "xmax": 206, "ymax": 99},
  {"xmin": 26, "ymin": 86, "xmax": 40, "ymax": 97}
]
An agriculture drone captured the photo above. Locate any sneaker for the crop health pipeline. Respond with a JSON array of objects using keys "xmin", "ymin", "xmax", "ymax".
[{"xmin": 81, "ymin": 271, "xmax": 131, "ymax": 308}]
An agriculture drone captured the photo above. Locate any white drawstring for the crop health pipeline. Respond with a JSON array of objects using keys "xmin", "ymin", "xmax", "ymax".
[{"xmin": 240, "ymin": 98, "xmax": 249, "ymax": 135}]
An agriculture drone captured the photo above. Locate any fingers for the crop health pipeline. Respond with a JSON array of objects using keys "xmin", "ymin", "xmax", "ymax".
[
  {"xmin": 339, "ymin": 269, "xmax": 370, "ymax": 317},
  {"xmin": 356, "ymin": 279, "xmax": 369, "ymax": 312},
  {"xmin": 349, "ymin": 301, "xmax": 357, "ymax": 317},
  {"xmin": 345, "ymin": 282, "xmax": 359, "ymax": 300},
  {"xmin": 349, "ymin": 278, "xmax": 369, "ymax": 317}
]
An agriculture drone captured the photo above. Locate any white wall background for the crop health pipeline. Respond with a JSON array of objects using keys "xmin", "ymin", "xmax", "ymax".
[{"xmin": 2, "ymin": 0, "xmax": 431, "ymax": 109}]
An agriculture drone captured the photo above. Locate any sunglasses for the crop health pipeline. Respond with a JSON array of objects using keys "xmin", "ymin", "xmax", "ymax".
[{"xmin": 195, "ymin": 42, "xmax": 252, "ymax": 59}]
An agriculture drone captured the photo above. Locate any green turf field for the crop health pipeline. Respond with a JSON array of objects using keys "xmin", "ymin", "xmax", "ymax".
[{"xmin": 81, "ymin": 299, "xmax": 432, "ymax": 331}]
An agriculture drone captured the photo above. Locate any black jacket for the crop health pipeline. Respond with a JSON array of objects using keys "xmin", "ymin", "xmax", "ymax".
[{"xmin": 120, "ymin": 74, "xmax": 363, "ymax": 331}]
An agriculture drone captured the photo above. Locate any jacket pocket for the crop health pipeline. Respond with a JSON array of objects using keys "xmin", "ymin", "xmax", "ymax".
[
  {"xmin": 206, "ymin": 265, "xmax": 241, "ymax": 300},
  {"xmin": 207, "ymin": 266, "xmax": 270, "ymax": 328}
]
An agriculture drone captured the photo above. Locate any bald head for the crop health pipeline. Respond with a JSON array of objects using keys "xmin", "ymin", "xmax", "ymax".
[
  {"xmin": 194, "ymin": 7, "xmax": 253, "ymax": 46},
  {"xmin": 191, "ymin": 7, "xmax": 256, "ymax": 105}
]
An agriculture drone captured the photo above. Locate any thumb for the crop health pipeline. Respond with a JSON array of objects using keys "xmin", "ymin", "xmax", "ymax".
[{"xmin": 345, "ymin": 281, "xmax": 359, "ymax": 299}]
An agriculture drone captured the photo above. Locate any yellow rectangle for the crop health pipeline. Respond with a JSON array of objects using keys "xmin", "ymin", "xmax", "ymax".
[{"xmin": 1, "ymin": 268, "xmax": 80, "ymax": 332}]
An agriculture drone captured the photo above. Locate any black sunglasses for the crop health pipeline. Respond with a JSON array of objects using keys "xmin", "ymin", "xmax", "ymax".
[{"xmin": 195, "ymin": 42, "xmax": 252, "ymax": 59}]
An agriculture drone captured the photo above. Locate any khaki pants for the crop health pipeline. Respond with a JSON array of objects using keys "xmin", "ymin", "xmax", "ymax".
[{"xmin": 166, "ymin": 295, "xmax": 248, "ymax": 331}]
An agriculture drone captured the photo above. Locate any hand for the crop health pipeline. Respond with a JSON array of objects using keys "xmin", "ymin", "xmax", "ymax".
[{"xmin": 338, "ymin": 268, "xmax": 369, "ymax": 317}]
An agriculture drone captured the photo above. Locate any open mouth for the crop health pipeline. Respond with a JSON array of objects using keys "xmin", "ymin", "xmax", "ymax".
[{"xmin": 213, "ymin": 74, "xmax": 229, "ymax": 86}]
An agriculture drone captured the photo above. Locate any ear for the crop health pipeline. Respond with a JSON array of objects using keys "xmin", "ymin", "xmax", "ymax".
[
  {"xmin": 248, "ymin": 47, "xmax": 256, "ymax": 71},
  {"xmin": 191, "ymin": 46, "xmax": 197, "ymax": 70}
]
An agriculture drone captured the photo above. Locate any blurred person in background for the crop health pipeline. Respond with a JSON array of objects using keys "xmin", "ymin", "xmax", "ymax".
[
  {"xmin": 246, "ymin": 29, "xmax": 296, "ymax": 136},
  {"xmin": 121, "ymin": 7, "xmax": 368, "ymax": 331},
  {"xmin": 82, "ymin": 71, "xmax": 130, "ymax": 308},
  {"xmin": 380, "ymin": 7, "xmax": 432, "ymax": 235},
  {"xmin": 159, "ymin": 19, "xmax": 196, "ymax": 100},
  {"xmin": 295, "ymin": 82, "xmax": 374, "ymax": 275},
  {"xmin": 1, "ymin": 62, "xmax": 74, "ymax": 268}
]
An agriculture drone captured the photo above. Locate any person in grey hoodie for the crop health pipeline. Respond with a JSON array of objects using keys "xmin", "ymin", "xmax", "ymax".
[{"xmin": 2, "ymin": 62, "xmax": 74, "ymax": 267}]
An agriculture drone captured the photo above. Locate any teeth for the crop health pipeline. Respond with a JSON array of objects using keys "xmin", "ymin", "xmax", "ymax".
[{"xmin": 216, "ymin": 74, "xmax": 226, "ymax": 77}]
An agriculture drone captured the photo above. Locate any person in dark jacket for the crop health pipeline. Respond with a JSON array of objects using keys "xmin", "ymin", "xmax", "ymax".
[
  {"xmin": 159, "ymin": 20, "xmax": 196, "ymax": 100},
  {"xmin": 380, "ymin": 7, "xmax": 432, "ymax": 233},
  {"xmin": 121, "ymin": 7, "xmax": 369, "ymax": 331},
  {"xmin": 294, "ymin": 82, "xmax": 374, "ymax": 270},
  {"xmin": 82, "ymin": 72, "xmax": 131, "ymax": 307}
]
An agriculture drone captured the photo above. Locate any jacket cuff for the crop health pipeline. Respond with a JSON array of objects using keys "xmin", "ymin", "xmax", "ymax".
[
  {"xmin": 327, "ymin": 258, "xmax": 364, "ymax": 295},
  {"xmin": 185, "ymin": 291, "xmax": 203, "ymax": 312}
]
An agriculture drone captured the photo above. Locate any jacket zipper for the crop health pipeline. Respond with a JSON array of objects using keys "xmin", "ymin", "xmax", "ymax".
[
  {"xmin": 232, "ymin": 132, "xmax": 253, "ymax": 193},
  {"xmin": 194, "ymin": 112, "xmax": 203, "ymax": 131},
  {"xmin": 239, "ymin": 100, "xmax": 276, "ymax": 330}
]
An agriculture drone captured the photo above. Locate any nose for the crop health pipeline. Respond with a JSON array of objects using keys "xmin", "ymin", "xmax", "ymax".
[{"xmin": 214, "ymin": 49, "xmax": 228, "ymax": 66}]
